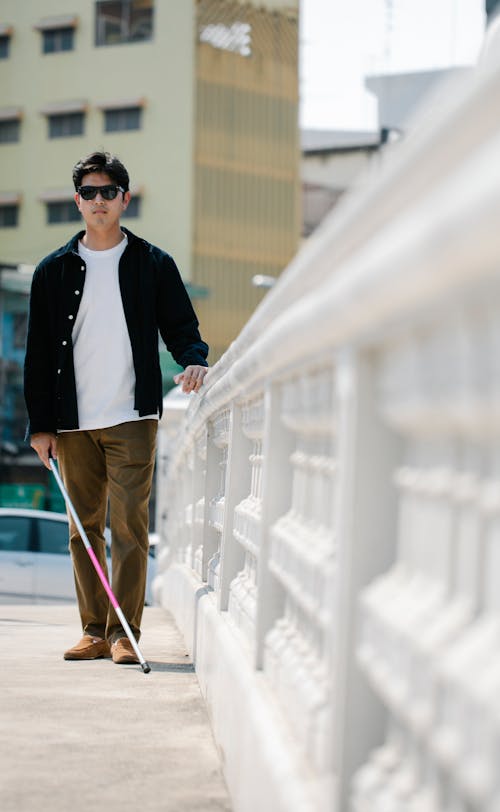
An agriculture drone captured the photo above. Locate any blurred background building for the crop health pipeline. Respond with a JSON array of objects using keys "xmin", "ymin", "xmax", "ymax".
[
  {"xmin": 365, "ymin": 66, "xmax": 472, "ymax": 132},
  {"xmin": 0, "ymin": 0, "xmax": 299, "ymax": 496},
  {"xmin": 299, "ymin": 0, "xmax": 489, "ymax": 237},
  {"xmin": 301, "ymin": 128, "xmax": 380, "ymax": 237}
]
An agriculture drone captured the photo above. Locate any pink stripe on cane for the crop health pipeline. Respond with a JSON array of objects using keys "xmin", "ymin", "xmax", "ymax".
[{"xmin": 86, "ymin": 545, "xmax": 119, "ymax": 609}]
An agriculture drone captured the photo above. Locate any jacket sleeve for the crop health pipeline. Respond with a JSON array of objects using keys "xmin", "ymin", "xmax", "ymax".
[
  {"xmin": 24, "ymin": 265, "xmax": 57, "ymax": 437},
  {"xmin": 156, "ymin": 253, "xmax": 209, "ymax": 368}
]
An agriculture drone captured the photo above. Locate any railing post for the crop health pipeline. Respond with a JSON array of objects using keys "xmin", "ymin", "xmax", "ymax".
[
  {"xmin": 218, "ymin": 401, "xmax": 252, "ymax": 612},
  {"xmin": 333, "ymin": 347, "xmax": 401, "ymax": 811},
  {"xmin": 255, "ymin": 381, "xmax": 294, "ymax": 669},
  {"xmin": 192, "ymin": 427, "xmax": 207, "ymax": 578},
  {"xmin": 202, "ymin": 420, "xmax": 223, "ymax": 583}
]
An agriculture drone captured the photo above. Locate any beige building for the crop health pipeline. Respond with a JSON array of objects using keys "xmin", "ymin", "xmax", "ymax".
[{"xmin": 0, "ymin": 0, "xmax": 299, "ymax": 362}]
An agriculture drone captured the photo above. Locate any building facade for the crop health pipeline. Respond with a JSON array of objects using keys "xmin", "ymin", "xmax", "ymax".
[
  {"xmin": 0, "ymin": 0, "xmax": 300, "ymax": 365},
  {"xmin": 301, "ymin": 129, "xmax": 380, "ymax": 237},
  {"xmin": 0, "ymin": 1, "xmax": 196, "ymax": 273},
  {"xmin": 366, "ymin": 67, "xmax": 472, "ymax": 133},
  {"xmin": 193, "ymin": 1, "xmax": 299, "ymax": 357},
  {"xmin": 0, "ymin": 269, "xmax": 31, "ymax": 447}
]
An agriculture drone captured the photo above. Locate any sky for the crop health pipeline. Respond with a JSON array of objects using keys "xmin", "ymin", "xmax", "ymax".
[{"xmin": 299, "ymin": 0, "xmax": 487, "ymax": 131}]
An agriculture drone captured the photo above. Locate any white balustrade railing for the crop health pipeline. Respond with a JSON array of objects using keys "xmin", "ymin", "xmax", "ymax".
[{"xmin": 155, "ymin": 37, "xmax": 500, "ymax": 812}]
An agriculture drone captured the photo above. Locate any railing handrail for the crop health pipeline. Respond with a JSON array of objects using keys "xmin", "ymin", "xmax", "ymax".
[{"xmin": 176, "ymin": 44, "xmax": 500, "ymax": 458}]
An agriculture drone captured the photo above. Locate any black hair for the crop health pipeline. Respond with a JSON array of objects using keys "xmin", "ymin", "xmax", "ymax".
[{"xmin": 72, "ymin": 151, "xmax": 130, "ymax": 192}]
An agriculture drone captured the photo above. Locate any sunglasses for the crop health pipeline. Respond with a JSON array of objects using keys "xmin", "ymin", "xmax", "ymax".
[{"xmin": 78, "ymin": 184, "xmax": 124, "ymax": 201}]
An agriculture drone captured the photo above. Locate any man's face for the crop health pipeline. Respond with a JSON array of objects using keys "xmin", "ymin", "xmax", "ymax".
[{"xmin": 74, "ymin": 172, "xmax": 130, "ymax": 229}]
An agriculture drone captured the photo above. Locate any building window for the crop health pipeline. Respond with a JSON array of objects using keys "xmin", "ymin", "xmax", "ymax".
[
  {"xmin": 0, "ymin": 35, "xmax": 10, "ymax": 59},
  {"xmin": 0, "ymin": 205, "xmax": 19, "ymax": 228},
  {"xmin": 0, "ymin": 119, "xmax": 20, "ymax": 143},
  {"xmin": 95, "ymin": 1, "xmax": 154, "ymax": 46},
  {"xmin": 48, "ymin": 112, "xmax": 84, "ymax": 138},
  {"xmin": 122, "ymin": 196, "xmax": 140, "ymax": 218},
  {"xmin": 47, "ymin": 201, "xmax": 80, "ymax": 224},
  {"xmin": 104, "ymin": 106, "xmax": 142, "ymax": 132},
  {"xmin": 13, "ymin": 313, "xmax": 28, "ymax": 349},
  {"xmin": 42, "ymin": 27, "xmax": 74, "ymax": 54}
]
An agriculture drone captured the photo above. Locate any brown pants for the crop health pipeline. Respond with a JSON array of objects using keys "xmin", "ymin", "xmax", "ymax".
[{"xmin": 57, "ymin": 420, "xmax": 157, "ymax": 644}]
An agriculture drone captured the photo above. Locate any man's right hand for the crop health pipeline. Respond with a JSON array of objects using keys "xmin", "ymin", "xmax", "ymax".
[{"xmin": 30, "ymin": 433, "xmax": 57, "ymax": 470}]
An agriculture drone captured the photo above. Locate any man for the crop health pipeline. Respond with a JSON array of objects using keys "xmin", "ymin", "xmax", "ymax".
[{"xmin": 24, "ymin": 151, "xmax": 208, "ymax": 665}]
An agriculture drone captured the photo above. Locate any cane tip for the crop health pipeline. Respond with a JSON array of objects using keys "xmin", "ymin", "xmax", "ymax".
[{"xmin": 141, "ymin": 662, "xmax": 151, "ymax": 674}]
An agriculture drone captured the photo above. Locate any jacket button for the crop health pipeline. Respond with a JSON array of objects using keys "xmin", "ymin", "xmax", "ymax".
[
  {"xmin": 62, "ymin": 340, "xmax": 67, "ymax": 346},
  {"xmin": 74, "ymin": 290, "xmax": 80, "ymax": 295},
  {"xmin": 80, "ymin": 265, "xmax": 85, "ymax": 270},
  {"xmin": 68, "ymin": 315, "xmax": 74, "ymax": 320},
  {"xmin": 57, "ymin": 369, "xmax": 61, "ymax": 374}
]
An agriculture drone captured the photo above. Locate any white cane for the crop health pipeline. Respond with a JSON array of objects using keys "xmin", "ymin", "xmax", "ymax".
[{"xmin": 49, "ymin": 457, "xmax": 151, "ymax": 674}]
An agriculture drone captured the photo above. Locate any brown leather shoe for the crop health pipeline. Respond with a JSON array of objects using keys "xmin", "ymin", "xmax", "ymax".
[
  {"xmin": 111, "ymin": 637, "xmax": 139, "ymax": 664},
  {"xmin": 64, "ymin": 635, "xmax": 111, "ymax": 660}
]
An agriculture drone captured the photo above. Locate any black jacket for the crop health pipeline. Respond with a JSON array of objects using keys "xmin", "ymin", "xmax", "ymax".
[{"xmin": 24, "ymin": 227, "xmax": 208, "ymax": 436}]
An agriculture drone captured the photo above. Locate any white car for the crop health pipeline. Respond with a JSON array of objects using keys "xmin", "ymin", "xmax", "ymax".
[{"xmin": 0, "ymin": 508, "xmax": 156, "ymax": 605}]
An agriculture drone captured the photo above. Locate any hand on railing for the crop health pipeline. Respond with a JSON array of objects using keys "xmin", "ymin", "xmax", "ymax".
[{"xmin": 174, "ymin": 365, "xmax": 209, "ymax": 394}]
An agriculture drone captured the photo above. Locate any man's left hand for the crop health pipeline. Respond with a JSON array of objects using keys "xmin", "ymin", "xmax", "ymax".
[{"xmin": 174, "ymin": 365, "xmax": 209, "ymax": 394}]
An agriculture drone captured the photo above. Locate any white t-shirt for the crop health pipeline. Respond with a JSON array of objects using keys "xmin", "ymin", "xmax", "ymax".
[{"xmin": 61, "ymin": 234, "xmax": 158, "ymax": 432}]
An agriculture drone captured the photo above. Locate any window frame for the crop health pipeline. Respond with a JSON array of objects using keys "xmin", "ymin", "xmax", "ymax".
[
  {"xmin": 0, "ymin": 204, "xmax": 19, "ymax": 228},
  {"xmin": 121, "ymin": 195, "xmax": 141, "ymax": 219},
  {"xmin": 0, "ymin": 118, "xmax": 20, "ymax": 144},
  {"xmin": 42, "ymin": 26, "xmax": 74, "ymax": 54},
  {"xmin": 0, "ymin": 34, "xmax": 10, "ymax": 59},
  {"xmin": 46, "ymin": 200, "xmax": 81, "ymax": 225},
  {"xmin": 48, "ymin": 111, "xmax": 84, "ymax": 139},
  {"xmin": 104, "ymin": 106, "xmax": 142, "ymax": 132},
  {"xmin": 12, "ymin": 313, "xmax": 28, "ymax": 349},
  {"xmin": 95, "ymin": 0, "xmax": 154, "ymax": 47}
]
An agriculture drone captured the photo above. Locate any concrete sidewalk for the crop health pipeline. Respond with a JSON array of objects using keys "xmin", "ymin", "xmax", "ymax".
[{"xmin": 0, "ymin": 604, "xmax": 232, "ymax": 812}]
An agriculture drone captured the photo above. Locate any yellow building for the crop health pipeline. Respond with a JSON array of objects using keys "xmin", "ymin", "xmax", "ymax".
[{"xmin": 0, "ymin": 0, "xmax": 299, "ymax": 362}]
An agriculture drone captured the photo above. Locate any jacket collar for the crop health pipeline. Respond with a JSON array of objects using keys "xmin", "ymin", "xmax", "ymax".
[{"xmin": 54, "ymin": 226, "xmax": 140, "ymax": 258}]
